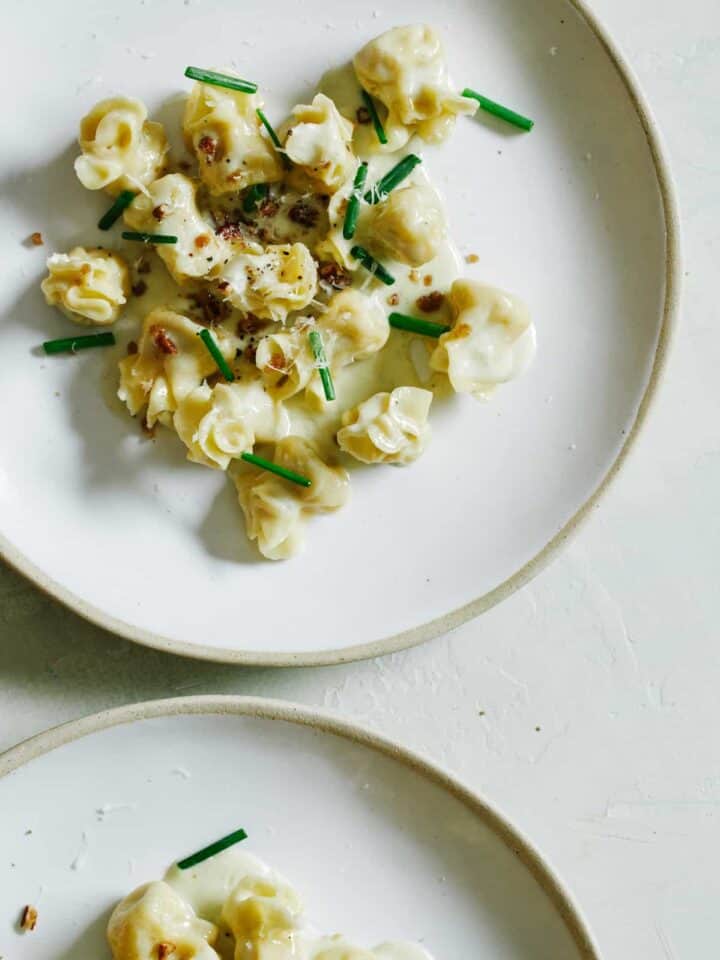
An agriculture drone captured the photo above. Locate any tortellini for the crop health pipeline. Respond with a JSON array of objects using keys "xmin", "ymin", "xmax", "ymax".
[
  {"xmin": 235, "ymin": 437, "xmax": 349, "ymax": 559},
  {"xmin": 337, "ymin": 387, "xmax": 432, "ymax": 465},
  {"xmin": 368, "ymin": 183, "xmax": 446, "ymax": 267},
  {"xmin": 222, "ymin": 874, "xmax": 302, "ymax": 960},
  {"xmin": 314, "ymin": 176, "xmax": 358, "ymax": 269},
  {"xmin": 123, "ymin": 174, "xmax": 228, "ymax": 284},
  {"xmin": 430, "ymin": 279, "xmax": 536, "ymax": 399},
  {"xmin": 118, "ymin": 307, "xmax": 235, "ymax": 427},
  {"xmin": 184, "ymin": 79, "xmax": 283, "ymax": 195},
  {"xmin": 353, "ymin": 25, "xmax": 476, "ymax": 148},
  {"xmin": 41, "ymin": 247, "xmax": 129, "ymax": 325},
  {"xmin": 219, "ymin": 243, "xmax": 318, "ymax": 323},
  {"xmin": 282, "ymin": 93, "xmax": 356, "ymax": 193},
  {"xmin": 75, "ymin": 97, "xmax": 168, "ymax": 195},
  {"xmin": 255, "ymin": 290, "xmax": 389, "ymax": 404},
  {"xmin": 107, "ymin": 881, "xmax": 219, "ymax": 960},
  {"xmin": 174, "ymin": 381, "xmax": 290, "ymax": 469}
]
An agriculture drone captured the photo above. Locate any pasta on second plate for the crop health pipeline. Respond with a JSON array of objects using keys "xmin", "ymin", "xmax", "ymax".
[{"xmin": 41, "ymin": 23, "xmax": 536, "ymax": 560}]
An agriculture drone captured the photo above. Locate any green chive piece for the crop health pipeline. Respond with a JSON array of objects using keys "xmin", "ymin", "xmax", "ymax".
[
  {"xmin": 364, "ymin": 154, "xmax": 422, "ymax": 205},
  {"xmin": 350, "ymin": 245, "xmax": 395, "ymax": 286},
  {"xmin": 199, "ymin": 328, "xmax": 234, "ymax": 382},
  {"xmin": 121, "ymin": 231, "xmax": 178, "ymax": 244},
  {"xmin": 98, "ymin": 190, "xmax": 136, "ymax": 230},
  {"xmin": 462, "ymin": 88, "xmax": 534, "ymax": 132},
  {"xmin": 389, "ymin": 312, "xmax": 450, "ymax": 338},
  {"xmin": 177, "ymin": 828, "xmax": 248, "ymax": 870},
  {"xmin": 241, "ymin": 452, "xmax": 312, "ymax": 488},
  {"xmin": 256, "ymin": 108, "xmax": 283, "ymax": 150},
  {"xmin": 243, "ymin": 183, "xmax": 269, "ymax": 213},
  {"xmin": 308, "ymin": 330, "xmax": 335, "ymax": 402},
  {"xmin": 42, "ymin": 332, "xmax": 116, "ymax": 355},
  {"xmin": 342, "ymin": 162, "xmax": 368, "ymax": 241},
  {"xmin": 184, "ymin": 67, "xmax": 257, "ymax": 94},
  {"xmin": 361, "ymin": 89, "xmax": 388, "ymax": 146}
]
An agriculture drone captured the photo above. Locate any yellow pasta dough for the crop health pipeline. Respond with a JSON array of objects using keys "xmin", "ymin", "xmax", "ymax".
[
  {"xmin": 75, "ymin": 96, "xmax": 168, "ymax": 195},
  {"xmin": 41, "ymin": 246, "xmax": 129, "ymax": 325},
  {"xmin": 337, "ymin": 386, "xmax": 433, "ymax": 464}
]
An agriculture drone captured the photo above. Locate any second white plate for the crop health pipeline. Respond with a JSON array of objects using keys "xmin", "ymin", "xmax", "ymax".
[{"xmin": 0, "ymin": 697, "xmax": 600, "ymax": 959}]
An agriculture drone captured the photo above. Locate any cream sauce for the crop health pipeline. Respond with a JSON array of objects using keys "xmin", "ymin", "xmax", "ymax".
[{"xmin": 161, "ymin": 847, "xmax": 435, "ymax": 960}]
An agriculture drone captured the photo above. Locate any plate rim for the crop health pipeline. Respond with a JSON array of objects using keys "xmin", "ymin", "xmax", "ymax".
[
  {"xmin": 0, "ymin": 694, "xmax": 603, "ymax": 959},
  {"xmin": 0, "ymin": 0, "xmax": 681, "ymax": 665}
]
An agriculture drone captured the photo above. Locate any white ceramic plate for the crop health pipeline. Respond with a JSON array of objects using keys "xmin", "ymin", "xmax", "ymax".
[
  {"xmin": 0, "ymin": 0, "xmax": 678, "ymax": 663},
  {"xmin": 0, "ymin": 696, "xmax": 600, "ymax": 959}
]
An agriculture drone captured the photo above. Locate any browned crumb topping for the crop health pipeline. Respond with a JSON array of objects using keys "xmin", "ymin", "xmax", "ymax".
[
  {"xmin": 205, "ymin": 370, "xmax": 224, "ymax": 388},
  {"xmin": 387, "ymin": 293, "xmax": 400, "ymax": 306},
  {"xmin": 157, "ymin": 943, "xmax": 176, "ymax": 959},
  {"xmin": 288, "ymin": 201, "xmax": 319, "ymax": 228},
  {"xmin": 152, "ymin": 205, "xmax": 166, "ymax": 222},
  {"xmin": 189, "ymin": 289, "xmax": 231, "ymax": 326},
  {"xmin": 20, "ymin": 905, "xmax": 38, "ymax": 932},
  {"xmin": 317, "ymin": 261, "xmax": 351, "ymax": 289},
  {"xmin": 151, "ymin": 325, "xmax": 178, "ymax": 355},
  {"xmin": 30, "ymin": 232, "xmax": 43, "ymax": 246},
  {"xmin": 194, "ymin": 234, "xmax": 211, "ymax": 249},
  {"xmin": 356, "ymin": 106, "xmax": 371, "ymax": 125},
  {"xmin": 447, "ymin": 322, "xmax": 472, "ymax": 340},
  {"xmin": 408, "ymin": 269, "xmax": 420, "ymax": 283},
  {"xmin": 416, "ymin": 291, "xmax": 445, "ymax": 313},
  {"xmin": 132, "ymin": 281, "xmax": 147, "ymax": 297},
  {"xmin": 198, "ymin": 136, "xmax": 218, "ymax": 161},
  {"xmin": 237, "ymin": 313, "xmax": 265, "ymax": 335},
  {"xmin": 258, "ymin": 198, "xmax": 279, "ymax": 218},
  {"xmin": 465, "ymin": 253, "xmax": 480, "ymax": 264},
  {"xmin": 215, "ymin": 221, "xmax": 248, "ymax": 242},
  {"xmin": 126, "ymin": 340, "xmax": 138, "ymax": 355},
  {"xmin": 423, "ymin": 274, "xmax": 433, "ymax": 287},
  {"xmin": 244, "ymin": 342, "xmax": 258, "ymax": 363},
  {"xmin": 269, "ymin": 351, "xmax": 286, "ymax": 372}
]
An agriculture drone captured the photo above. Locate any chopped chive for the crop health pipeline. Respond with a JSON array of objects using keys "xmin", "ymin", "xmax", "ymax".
[
  {"xmin": 389, "ymin": 312, "xmax": 450, "ymax": 338},
  {"xmin": 184, "ymin": 67, "xmax": 257, "ymax": 95},
  {"xmin": 98, "ymin": 190, "xmax": 136, "ymax": 230},
  {"xmin": 350, "ymin": 245, "xmax": 395, "ymax": 286},
  {"xmin": 43, "ymin": 332, "xmax": 116, "ymax": 355},
  {"xmin": 243, "ymin": 183, "xmax": 269, "ymax": 213},
  {"xmin": 177, "ymin": 828, "xmax": 248, "ymax": 870},
  {"xmin": 199, "ymin": 328, "xmax": 234, "ymax": 382},
  {"xmin": 361, "ymin": 89, "xmax": 388, "ymax": 146},
  {"xmin": 342, "ymin": 162, "xmax": 368, "ymax": 241},
  {"xmin": 241, "ymin": 451, "xmax": 312, "ymax": 488},
  {"xmin": 364, "ymin": 154, "xmax": 422, "ymax": 205},
  {"xmin": 462, "ymin": 88, "xmax": 534, "ymax": 132},
  {"xmin": 256, "ymin": 108, "xmax": 282, "ymax": 150},
  {"xmin": 308, "ymin": 330, "xmax": 335, "ymax": 402},
  {"xmin": 121, "ymin": 231, "xmax": 178, "ymax": 244}
]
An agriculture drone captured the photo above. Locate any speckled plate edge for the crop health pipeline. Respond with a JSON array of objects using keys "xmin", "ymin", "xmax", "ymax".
[
  {"xmin": 0, "ymin": 0, "xmax": 681, "ymax": 665},
  {"xmin": 0, "ymin": 695, "xmax": 603, "ymax": 958}
]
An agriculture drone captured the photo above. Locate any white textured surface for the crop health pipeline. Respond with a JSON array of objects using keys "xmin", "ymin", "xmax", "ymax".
[{"xmin": 0, "ymin": 1, "xmax": 716, "ymax": 958}]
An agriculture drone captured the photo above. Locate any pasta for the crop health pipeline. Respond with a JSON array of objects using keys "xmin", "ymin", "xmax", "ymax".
[
  {"xmin": 337, "ymin": 387, "xmax": 433, "ymax": 464},
  {"xmin": 46, "ymin": 24, "xmax": 536, "ymax": 562},
  {"xmin": 219, "ymin": 243, "xmax": 318, "ymax": 322},
  {"xmin": 41, "ymin": 247, "xmax": 129, "ymax": 325},
  {"xmin": 368, "ymin": 183, "xmax": 446, "ymax": 267},
  {"xmin": 353, "ymin": 25, "xmax": 476, "ymax": 148},
  {"xmin": 184, "ymin": 79, "xmax": 283, "ymax": 195},
  {"xmin": 235, "ymin": 437, "xmax": 349, "ymax": 559},
  {"xmin": 430, "ymin": 279, "xmax": 536, "ymax": 399},
  {"xmin": 118, "ymin": 307, "xmax": 235, "ymax": 428},
  {"xmin": 75, "ymin": 97, "xmax": 168, "ymax": 195},
  {"xmin": 109, "ymin": 850, "xmax": 433, "ymax": 960},
  {"xmin": 174, "ymin": 380, "xmax": 290, "ymax": 469},
  {"xmin": 123, "ymin": 173, "xmax": 228, "ymax": 284},
  {"xmin": 282, "ymin": 93, "xmax": 356, "ymax": 193},
  {"xmin": 107, "ymin": 881, "xmax": 218, "ymax": 960}
]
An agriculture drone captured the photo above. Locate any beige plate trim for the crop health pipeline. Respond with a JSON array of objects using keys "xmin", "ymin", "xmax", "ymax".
[
  {"xmin": 0, "ymin": 0, "xmax": 681, "ymax": 665},
  {"xmin": 0, "ymin": 695, "xmax": 603, "ymax": 958}
]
